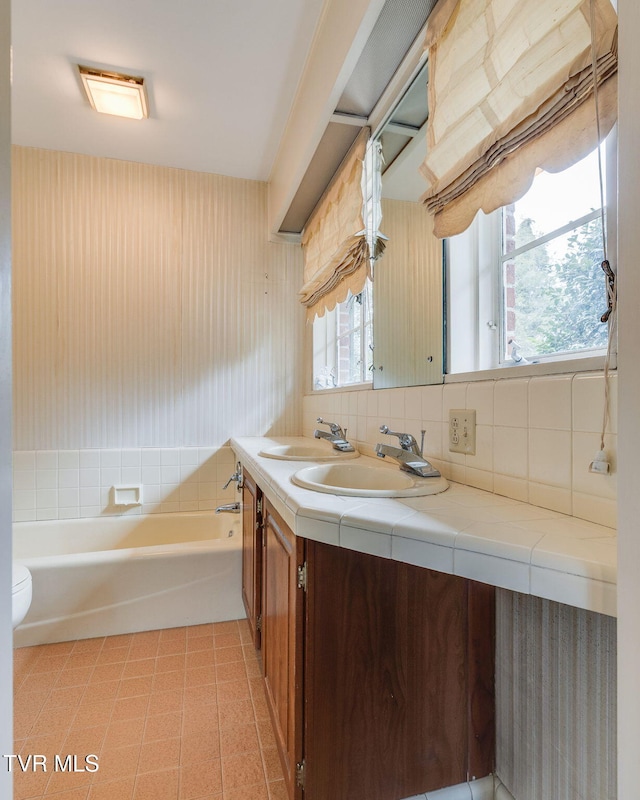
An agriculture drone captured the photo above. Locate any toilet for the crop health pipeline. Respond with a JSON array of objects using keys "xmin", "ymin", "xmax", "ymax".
[{"xmin": 12, "ymin": 564, "xmax": 32, "ymax": 629}]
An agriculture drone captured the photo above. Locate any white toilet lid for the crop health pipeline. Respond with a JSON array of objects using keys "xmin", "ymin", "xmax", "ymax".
[{"xmin": 12, "ymin": 564, "xmax": 31, "ymax": 593}]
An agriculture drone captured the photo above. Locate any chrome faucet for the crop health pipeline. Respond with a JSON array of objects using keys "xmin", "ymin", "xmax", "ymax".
[
  {"xmin": 375, "ymin": 425, "xmax": 441, "ymax": 478},
  {"xmin": 314, "ymin": 417, "xmax": 355, "ymax": 452},
  {"xmin": 215, "ymin": 502, "xmax": 241, "ymax": 514},
  {"xmin": 222, "ymin": 463, "xmax": 243, "ymax": 492}
]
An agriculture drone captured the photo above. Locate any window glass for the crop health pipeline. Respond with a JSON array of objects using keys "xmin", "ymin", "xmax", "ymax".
[
  {"xmin": 501, "ymin": 147, "xmax": 608, "ymax": 363},
  {"xmin": 504, "ymin": 218, "xmax": 608, "ymax": 361},
  {"xmin": 312, "ymin": 280, "xmax": 373, "ymax": 389},
  {"xmin": 511, "ymin": 145, "xmax": 605, "ymax": 242}
]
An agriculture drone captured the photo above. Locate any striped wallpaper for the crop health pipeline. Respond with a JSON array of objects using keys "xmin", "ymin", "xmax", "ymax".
[
  {"xmin": 12, "ymin": 146, "xmax": 304, "ymax": 451},
  {"xmin": 496, "ymin": 590, "xmax": 617, "ymax": 800}
]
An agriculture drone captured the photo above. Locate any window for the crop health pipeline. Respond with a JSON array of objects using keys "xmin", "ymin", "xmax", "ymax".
[
  {"xmin": 502, "ymin": 149, "xmax": 608, "ymax": 364},
  {"xmin": 312, "ymin": 280, "xmax": 373, "ymax": 389},
  {"xmin": 309, "ymin": 137, "xmax": 381, "ymax": 391},
  {"xmin": 447, "ymin": 137, "xmax": 615, "ymax": 376}
]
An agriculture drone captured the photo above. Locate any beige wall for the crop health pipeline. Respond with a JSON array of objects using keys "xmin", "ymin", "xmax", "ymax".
[{"xmin": 11, "ymin": 146, "xmax": 304, "ymax": 519}]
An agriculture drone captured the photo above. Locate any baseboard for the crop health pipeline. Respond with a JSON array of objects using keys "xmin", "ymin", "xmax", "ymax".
[{"xmin": 402, "ymin": 775, "xmax": 497, "ymax": 800}]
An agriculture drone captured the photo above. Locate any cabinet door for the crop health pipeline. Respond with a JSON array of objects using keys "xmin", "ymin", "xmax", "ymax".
[
  {"xmin": 241, "ymin": 470, "xmax": 262, "ymax": 650},
  {"xmin": 303, "ymin": 540, "xmax": 495, "ymax": 800},
  {"xmin": 262, "ymin": 500, "xmax": 305, "ymax": 799}
]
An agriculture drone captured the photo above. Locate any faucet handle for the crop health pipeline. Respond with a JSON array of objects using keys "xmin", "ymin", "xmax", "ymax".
[
  {"xmin": 379, "ymin": 424, "xmax": 419, "ymax": 453},
  {"xmin": 222, "ymin": 462, "xmax": 243, "ymax": 492},
  {"xmin": 379, "ymin": 424, "xmax": 408, "ymax": 440},
  {"xmin": 314, "ymin": 418, "xmax": 355, "ymax": 452},
  {"xmin": 317, "ymin": 417, "xmax": 342, "ymax": 435}
]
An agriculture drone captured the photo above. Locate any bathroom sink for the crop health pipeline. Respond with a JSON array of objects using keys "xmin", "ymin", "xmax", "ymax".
[
  {"xmin": 258, "ymin": 444, "xmax": 359, "ymax": 461},
  {"xmin": 291, "ymin": 462, "xmax": 449, "ymax": 497}
]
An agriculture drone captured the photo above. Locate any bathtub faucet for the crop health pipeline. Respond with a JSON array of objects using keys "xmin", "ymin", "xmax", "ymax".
[
  {"xmin": 215, "ymin": 502, "xmax": 241, "ymax": 514},
  {"xmin": 222, "ymin": 462, "xmax": 243, "ymax": 492}
]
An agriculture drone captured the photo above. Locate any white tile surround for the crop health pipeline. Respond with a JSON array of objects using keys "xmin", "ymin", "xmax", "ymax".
[
  {"xmin": 303, "ymin": 371, "xmax": 617, "ymax": 529},
  {"xmin": 231, "ymin": 436, "xmax": 617, "ymax": 617},
  {"xmin": 12, "ymin": 445, "xmax": 239, "ymax": 522}
]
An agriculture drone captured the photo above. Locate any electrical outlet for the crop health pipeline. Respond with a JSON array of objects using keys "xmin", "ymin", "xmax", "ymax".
[{"xmin": 449, "ymin": 409, "xmax": 476, "ymax": 455}]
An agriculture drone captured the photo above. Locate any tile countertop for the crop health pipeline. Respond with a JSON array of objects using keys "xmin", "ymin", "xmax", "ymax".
[{"xmin": 231, "ymin": 436, "xmax": 617, "ymax": 617}]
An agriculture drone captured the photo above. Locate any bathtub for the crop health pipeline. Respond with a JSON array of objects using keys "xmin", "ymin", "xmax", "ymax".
[{"xmin": 13, "ymin": 512, "xmax": 244, "ymax": 647}]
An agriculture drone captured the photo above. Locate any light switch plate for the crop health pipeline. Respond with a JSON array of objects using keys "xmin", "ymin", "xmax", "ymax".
[{"xmin": 449, "ymin": 409, "xmax": 476, "ymax": 455}]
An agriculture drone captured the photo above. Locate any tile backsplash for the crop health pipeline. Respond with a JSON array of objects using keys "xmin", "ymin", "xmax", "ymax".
[
  {"xmin": 303, "ymin": 371, "xmax": 617, "ymax": 528},
  {"xmin": 13, "ymin": 372, "xmax": 617, "ymax": 529},
  {"xmin": 12, "ymin": 446, "xmax": 240, "ymax": 522}
]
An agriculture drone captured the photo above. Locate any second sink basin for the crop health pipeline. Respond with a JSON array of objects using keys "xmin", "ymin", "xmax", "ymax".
[
  {"xmin": 259, "ymin": 444, "xmax": 359, "ymax": 461},
  {"xmin": 291, "ymin": 462, "xmax": 449, "ymax": 497}
]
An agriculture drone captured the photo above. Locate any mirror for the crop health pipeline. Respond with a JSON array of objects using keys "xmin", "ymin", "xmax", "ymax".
[{"xmin": 372, "ymin": 63, "xmax": 444, "ymax": 389}]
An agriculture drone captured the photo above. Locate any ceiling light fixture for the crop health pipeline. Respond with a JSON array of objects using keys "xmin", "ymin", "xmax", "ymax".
[{"xmin": 78, "ymin": 65, "xmax": 149, "ymax": 120}]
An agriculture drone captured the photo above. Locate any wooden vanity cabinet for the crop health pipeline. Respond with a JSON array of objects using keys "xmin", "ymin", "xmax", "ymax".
[
  {"xmin": 241, "ymin": 469, "xmax": 263, "ymax": 650},
  {"xmin": 241, "ymin": 471, "xmax": 495, "ymax": 800},
  {"xmin": 261, "ymin": 498, "xmax": 305, "ymax": 799},
  {"xmin": 303, "ymin": 541, "xmax": 495, "ymax": 800}
]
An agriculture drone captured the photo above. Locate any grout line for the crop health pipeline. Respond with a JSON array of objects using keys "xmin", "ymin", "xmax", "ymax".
[{"xmin": 13, "ymin": 620, "xmax": 284, "ymax": 799}]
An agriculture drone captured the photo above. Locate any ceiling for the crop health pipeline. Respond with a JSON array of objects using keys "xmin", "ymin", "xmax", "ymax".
[
  {"xmin": 11, "ymin": 0, "xmax": 326, "ymax": 181},
  {"xmin": 279, "ymin": 0, "xmax": 436, "ymax": 232},
  {"xmin": 11, "ymin": 0, "xmax": 436, "ymax": 234}
]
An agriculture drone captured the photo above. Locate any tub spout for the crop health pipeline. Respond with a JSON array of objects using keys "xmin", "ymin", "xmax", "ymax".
[{"xmin": 215, "ymin": 502, "xmax": 241, "ymax": 514}]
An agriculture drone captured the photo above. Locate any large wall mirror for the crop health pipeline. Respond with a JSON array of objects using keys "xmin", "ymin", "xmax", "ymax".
[{"xmin": 372, "ymin": 62, "xmax": 444, "ymax": 389}]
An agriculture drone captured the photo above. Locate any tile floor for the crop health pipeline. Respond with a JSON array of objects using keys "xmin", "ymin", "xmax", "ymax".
[{"xmin": 12, "ymin": 620, "xmax": 286, "ymax": 800}]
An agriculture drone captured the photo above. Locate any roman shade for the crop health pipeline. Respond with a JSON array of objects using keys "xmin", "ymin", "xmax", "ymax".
[
  {"xmin": 421, "ymin": 0, "xmax": 618, "ymax": 238},
  {"xmin": 300, "ymin": 128, "xmax": 385, "ymax": 320}
]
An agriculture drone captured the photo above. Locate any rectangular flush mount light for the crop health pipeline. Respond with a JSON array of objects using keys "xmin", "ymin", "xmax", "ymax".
[{"xmin": 78, "ymin": 65, "xmax": 149, "ymax": 120}]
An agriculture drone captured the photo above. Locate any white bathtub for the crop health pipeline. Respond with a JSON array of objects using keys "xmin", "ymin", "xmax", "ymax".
[{"xmin": 13, "ymin": 512, "xmax": 244, "ymax": 647}]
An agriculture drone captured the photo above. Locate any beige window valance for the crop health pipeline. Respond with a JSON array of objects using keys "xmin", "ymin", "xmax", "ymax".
[
  {"xmin": 300, "ymin": 128, "xmax": 385, "ymax": 321},
  {"xmin": 420, "ymin": 0, "xmax": 618, "ymax": 238}
]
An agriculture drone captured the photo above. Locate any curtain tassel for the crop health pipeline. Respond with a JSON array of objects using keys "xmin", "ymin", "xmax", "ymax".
[{"xmin": 600, "ymin": 259, "xmax": 616, "ymax": 323}]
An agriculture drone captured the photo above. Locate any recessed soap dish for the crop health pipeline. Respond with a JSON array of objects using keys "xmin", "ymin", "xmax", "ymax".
[{"xmin": 112, "ymin": 485, "xmax": 143, "ymax": 507}]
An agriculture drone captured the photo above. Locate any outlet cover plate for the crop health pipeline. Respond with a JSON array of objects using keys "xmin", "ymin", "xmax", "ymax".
[{"xmin": 449, "ymin": 409, "xmax": 476, "ymax": 455}]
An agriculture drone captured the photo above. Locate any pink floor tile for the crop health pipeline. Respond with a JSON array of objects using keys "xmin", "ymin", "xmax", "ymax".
[{"xmin": 13, "ymin": 621, "xmax": 284, "ymax": 800}]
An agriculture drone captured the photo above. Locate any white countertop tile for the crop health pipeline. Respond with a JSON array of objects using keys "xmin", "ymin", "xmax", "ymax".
[
  {"xmin": 405, "ymin": 507, "xmax": 479, "ymax": 533},
  {"xmin": 456, "ymin": 522, "xmax": 546, "ymax": 562},
  {"xmin": 452, "ymin": 504, "xmax": 560, "ymax": 525},
  {"xmin": 531, "ymin": 534, "xmax": 617, "ymax": 583},
  {"xmin": 295, "ymin": 493, "xmax": 373, "ymax": 523},
  {"xmin": 340, "ymin": 526, "xmax": 392, "ymax": 559},
  {"xmin": 454, "ymin": 549, "xmax": 531, "ymax": 594},
  {"xmin": 392, "ymin": 536, "xmax": 455, "ymax": 574},
  {"xmin": 266, "ymin": 490, "xmax": 296, "ymax": 532},
  {"xmin": 443, "ymin": 489, "xmax": 522, "ymax": 508},
  {"xmin": 397, "ymin": 494, "xmax": 461, "ymax": 512},
  {"xmin": 392, "ymin": 511, "xmax": 461, "ymax": 548},
  {"xmin": 530, "ymin": 566, "xmax": 616, "ymax": 617},
  {"xmin": 340, "ymin": 499, "xmax": 417, "ymax": 534},
  {"xmin": 295, "ymin": 513, "xmax": 340, "ymax": 547},
  {"xmin": 231, "ymin": 436, "xmax": 617, "ymax": 615},
  {"xmin": 512, "ymin": 516, "xmax": 616, "ymax": 539}
]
